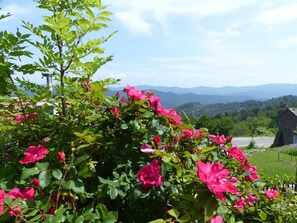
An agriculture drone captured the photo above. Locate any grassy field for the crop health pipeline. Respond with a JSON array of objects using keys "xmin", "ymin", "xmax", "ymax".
[{"xmin": 246, "ymin": 146, "xmax": 297, "ymax": 180}]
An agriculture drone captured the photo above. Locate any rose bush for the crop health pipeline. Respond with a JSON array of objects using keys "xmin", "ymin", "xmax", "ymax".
[{"xmin": 1, "ymin": 0, "xmax": 297, "ymax": 222}]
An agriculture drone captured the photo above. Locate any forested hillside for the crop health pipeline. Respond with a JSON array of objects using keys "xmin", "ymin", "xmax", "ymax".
[{"xmin": 176, "ymin": 95, "xmax": 297, "ymax": 137}]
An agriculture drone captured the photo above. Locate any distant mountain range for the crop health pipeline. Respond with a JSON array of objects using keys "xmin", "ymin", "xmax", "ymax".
[
  {"xmin": 175, "ymin": 95, "xmax": 297, "ymax": 118},
  {"xmin": 110, "ymin": 83, "xmax": 297, "ymax": 108}
]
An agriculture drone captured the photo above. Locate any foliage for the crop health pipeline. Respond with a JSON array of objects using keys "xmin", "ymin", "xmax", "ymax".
[
  {"xmin": 179, "ymin": 96, "xmax": 297, "ymax": 137},
  {"xmin": 1, "ymin": 1, "xmax": 297, "ymax": 223}
]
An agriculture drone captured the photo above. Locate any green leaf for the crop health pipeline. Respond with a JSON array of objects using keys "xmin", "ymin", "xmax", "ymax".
[
  {"xmin": 52, "ymin": 169, "xmax": 63, "ymax": 180},
  {"xmin": 38, "ymin": 170, "xmax": 51, "ymax": 189},
  {"xmin": 21, "ymin": 167, "xmax": 40, "ymax": 180},
  {"xmin": 148, "ymin": 219, "xmax": 166, "ymax": 223},
  {"xmin": 120, "ymin": 123, "xmax": 128, "ymax": 129},
  {"xmin": 36, "ymin": 162, "xmax": 49, "ymax": 170},
  {"xmin": 71, "ymin": 179, "xmax": 85, "ymax": 194},
  {"xmin": 74, "ymin": 154, "xmax": 90, "ymax": 165},
  {"xmin": 96, "ymin": 203, "xmax": 108, "ymax": 219},
  {"xmin": 167, "ymin": 209, "xmax": 180, "ymax": 219},
  {"xmin": 109, "ymin": 187, "xmax": 118, "ymax": 200},
  {"xmin": 177, "ymin": 214, "xmax": 191, "ymax": 223},
  {"xmin": 259, "ymin": 211, "xmax": 267, "ymax": 221},
  {"xmin": 204, "ymin": 197, "xmax": 218, "ymax": 222},
  {"xmin": 103, "ymin": 211, "xmax": 118, "ymax": 223},
  {"xmin": 74, "ymin": 215, "xmax": 85, "ymax": 223}
]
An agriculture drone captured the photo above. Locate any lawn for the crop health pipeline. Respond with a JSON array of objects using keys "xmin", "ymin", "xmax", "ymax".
[{"xmin": 246, "ymin": 146, "xmax": 297, "ymax": 181}]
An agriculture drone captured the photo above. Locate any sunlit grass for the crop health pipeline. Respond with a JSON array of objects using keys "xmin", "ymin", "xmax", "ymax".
[{"xmin": 246, "ymin": 147, "xmax": 297, "ymax": 180}]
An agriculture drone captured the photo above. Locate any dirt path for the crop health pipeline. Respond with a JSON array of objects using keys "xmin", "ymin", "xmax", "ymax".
[{"xmin": 232, "ymin": 137, "xmax": 274, "ymax": 148}]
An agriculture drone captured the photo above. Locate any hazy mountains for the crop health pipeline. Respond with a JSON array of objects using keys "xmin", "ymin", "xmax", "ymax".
[{"xmin": 110, "ymin": 84, "xmax": 297, "ymax": 108}]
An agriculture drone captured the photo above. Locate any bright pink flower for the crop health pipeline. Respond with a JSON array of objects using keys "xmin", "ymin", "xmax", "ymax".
[
  {"xmin": 21, "ymin": 186, "xmax": 35, "ymax": 200},
  {"xmin": 137, "ymin": 160, "xmax": 163, "ymax": 189},
  {"xmin": 7, "ymin": 188, "xmax": 22, "ymax": 200},
  {"xmin": 209, "ymin": 134, "xmax": 226, "ymax": 145},
  {"xmin": 160, "ymin": 145, "xmax": 170, "ymax": 150},
  {"xmin": 196, "ymin": 161, "xmax": 238, "ymax": 202},
  {"xmin": 247, "ymin": 194, "xmax": 258, "ymax": 207},
  {"xmin": 227, "ymin": 146, "xmax": 247, "ymax": 163},
  {"xmin": 210, "ymin": 215, "xmax": 223, "ymax": 223},
  {"xmin": 6, "ymin": 187, "xmax": 35, "ymax": 216},
  {"xmin": 245, "ymin": 163, "xmax": 260, "ymax": 181},
  {"xmin": 153, "ymin": 136, "xmax": 161, "ymax": 146},
  {"xmin": 140, "ymin": 144, "xmax": 155, "ymax": 154},
  {"xmin": 148, "ymin": 95, "xmax": 161, "ymax": 110},
  {"xmin": 57, "ymin": 151, "xmax": 65, "ymax": 163},
  {"xmin": 123, "ymin": 85, "xmax": 146, "ymax": 101},
  {"xmin": 0, "ymin": 190, "xmax": 6, "ymax": 215},
  {"xmin": 111, "ymin": 106, "xmax": 119, "ymax": 118},
  {"xmin": 156, "ymin": 106, "xmax": 183, "ymax": 125},
  {"xmin": 181, "ymin": 129, "xmax": 201, "ymax": 139},
  {"xmin": 181, "ymin": 129, "xmax": 193, "ymax": 138},
  {"xmin": 264, "ymin": 189, "xmax": 279, "ymax": 199},
  {"xmin": 19, "ymin": 144, "xmax": 49, "ymax": 164},
  {"xmin": 234, "ymin": 197, "xmax": 246, "ymax": 211},
  {"xmin": 85, "ymin": 83, "xmax": 90, "ymax": 89},
  {"xmin": 14, "ymin": 113, "xmax": 37, "ymax": 124}
]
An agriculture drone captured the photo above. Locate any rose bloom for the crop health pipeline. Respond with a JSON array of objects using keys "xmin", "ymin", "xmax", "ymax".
[
  {"xmin": 111, "ymin": 106, "xmax": 119, "ymax": 118},
  {"xmin": 234, "ymin": 197, "xmax": 246, "ymax": 211},
  {"xmin": 210, "ymin": 216, "xmax": 223, "ymax": 223},
  {"xmin": 57, "ymin": 151, "xmax": 65, "ymax": 163},
  {"xmin": 123, "ymin": 85, "xmax": 146, "ymax": 101},
  {"xmin": 196, "ymin": 161, "xmax": 238, "ymax": 202},
  {"xmin": 247, "ymin": 194, "xmax": 258, "ymax": 207},
  {"xmin": 19, "ymin": 144, "xmax": 49, "ymax": 164},
  {"xmin": 0, "ymin": 190, "xmax": 6, "ymax": 215},
  {"xmin": 209, "ymin": 134, "xmax": 226, "ymax": 145},
  {"xmin": 227, "ymin": 146, "xmax": 247, "ymax": 163},
  {"xmin": 264, "ymin": 189, "xmax": 279, "ymax": 199},
  {"xmin": 14, "ymin": 113, "xmax": 37, "ymax": 124},
  {"xmin": 137, "ymin": 160, "xmax": 163, "ymax": 189},
  {"xmin": 245, "ymin": 163, "xmax": 260, "ymax": 181}
]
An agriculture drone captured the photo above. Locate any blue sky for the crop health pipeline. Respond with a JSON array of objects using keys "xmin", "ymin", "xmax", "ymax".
[{"xmin": 2, "ymin": 0, "xmax": 297, "ymax": 88}]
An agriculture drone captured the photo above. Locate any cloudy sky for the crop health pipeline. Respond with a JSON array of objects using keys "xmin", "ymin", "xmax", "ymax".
[{"xmin": 1, "ymin": 0, "xmax": 297, "ymax": 88}]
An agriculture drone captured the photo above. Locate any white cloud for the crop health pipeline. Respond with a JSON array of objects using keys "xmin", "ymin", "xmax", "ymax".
[
  {"xmin": 276, "ymin": 36, "xmax": 297, "ymax": 48},
  {"xmin": 1, "ymin": 4, "xmax": 32, "ymax": 20},
  {"xmin": 115, "ymin": 12, "xmax": 152, "ymax": 36},
  {"xmin": 258, "ymin": 3, "xmax": 297, "ymax": 24},
  {"xmin": 109, "ymin": 0, "xmax": 256, "ymax": 35}
]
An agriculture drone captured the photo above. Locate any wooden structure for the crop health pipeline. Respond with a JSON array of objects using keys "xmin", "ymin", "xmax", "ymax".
[{"xmin": 272, "ymin": 108, "xmax": 297, "ymax": 147}]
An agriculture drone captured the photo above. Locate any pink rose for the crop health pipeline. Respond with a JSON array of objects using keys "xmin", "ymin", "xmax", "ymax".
[
  {"xmin": 14, "ymin": 113, "xmax": 37, "ymax": 124},
  {"xmin": 111, "ymin": 106, "xmax": 119, "ymax": 118},
  {"xmin": 137, "ymin": 160, "xmax": 163, "ymax": 189},
  {"xmin": 264, "ymin": 189, "xmax": 279, "ymax": 199},
  {"xmin": 57, "ymin": 151, "xmax": 65, "ymax": 163},
  {"xmin": 196, "ymin": 161, "xmax": 238, "ymax": 202},
  {"xmin": 209, "ymin": 134, "xmax": 226, "ymax": 145},
  {"xmin": 123, "ymin": 85, "xmax": 146, "ymax": 101},
  {"xmin": 234, "ymin": 197, "xmax": 246, "ymax": 211},
  {"xmin": 19, "ymin": 144, "xmax": 49, "ymax": 164},
  {"xmin": 227, "ymin": 146, "xmax": 247, "ymax": 163},
  {"xmin": 0, "ymin": 190, "xmax": 6, "ymax": 215},
  {"xmin": 140, "ymin": 144, "xmax": 155, "ymax": 154},
  {"xmin": 210, "ymin": 216, "xmax": 223, "ymax": 223},
  {"xmin": 245, "ymin": 163, "xmax": 260, "ymax": 181},
  {"xmin": 247, "ymin": 194, "xmax": 258, "ymax": 207}
]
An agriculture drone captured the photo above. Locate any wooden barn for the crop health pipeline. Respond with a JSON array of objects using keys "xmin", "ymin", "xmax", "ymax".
[{"xmin": 272, "ymin": 108, "xmax": 297, "ymax": 147}]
